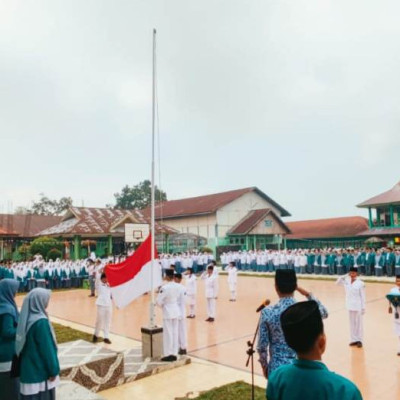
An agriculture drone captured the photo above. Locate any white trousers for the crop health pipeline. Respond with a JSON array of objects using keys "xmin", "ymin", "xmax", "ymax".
[
  {"xmin": 95, "ymin": 305, "xmax": 112, "ymax": 338},
  {"xmin": 163, "ymin": 318, "xmax": 179, "ymax": 356},
  {"xmin": 187, "ymin": 294, "xmax": 196, "ymax": 316},
  {"xmin": 349, "ymin": 310, "xmax": 363, "ymax": 342},
  {"xmin": 229, "ymin": 283, "xmax": 237, "ymax": 300},
  {"xmin": 178, "ymin": 318, "xmax": 187, "ymax": 350},
  {"xmin": 207, "ymin": 298, "xmax": 216, "ymax": 318}
]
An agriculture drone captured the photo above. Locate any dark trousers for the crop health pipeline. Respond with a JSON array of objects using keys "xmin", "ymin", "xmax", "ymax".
[{"xmin": 0, "ymin": 371, "xmax": 19, "ymax": 400}]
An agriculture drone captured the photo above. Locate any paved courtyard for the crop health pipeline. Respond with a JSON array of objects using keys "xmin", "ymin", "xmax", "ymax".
[{"xmin": 17, "ymin": 275, "xmax": 400, "ymax": 399}]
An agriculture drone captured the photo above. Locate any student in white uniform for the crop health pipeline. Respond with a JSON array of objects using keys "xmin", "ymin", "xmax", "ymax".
[
  {"xmin": 156, "ymin": 269, "xmax": 181, "ymax": 362},
  {"xmin": 202, "ymin": 265, "xmax": 218, "ymax": 322},
  {"xmin": 227, "ymin": 262, "xmax": 238, "ymax": 301},
  {"xmin": 336, "ymin": 267, "xmax": 366, "ymax": 348},
  {"xmin": 185, "ymin": 268, "xmax": 197, "ymax": 318},
  {"xmin": 93, "ymin": 273, "xmax": 113, "ymax": 344},
  {"xmin": 388, "ymin": 275, "xmax": 400, "ymax": 355},
  {"xmin": 94, "ymin": 259, "xmax": 104, "ymax": 297},
  {"xmin": 174, "ymin": 273, "xmax": 188, "ymax": 355}
]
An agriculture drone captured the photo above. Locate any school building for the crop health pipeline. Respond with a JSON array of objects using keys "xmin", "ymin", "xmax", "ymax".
[
  {"xmin": 144, "ymin": 187, "xmax": 293, "ymax": 252},
  {"xmin": 286, "ymin": 216, "xmax": 369, "ymax": 249},
  {"xmin": 38, "ymin": 206, "xmax": 177, "ymax": 259},
  {"xmin": 356, "ymin": 180, "xmax": 400, "ymax": 246},
  {"xmin": 0, "ymin": 214, "xmax": 62, "ymax": 260}
]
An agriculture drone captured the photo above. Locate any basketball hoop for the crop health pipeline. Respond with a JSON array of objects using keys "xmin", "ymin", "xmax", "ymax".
[{"xmin": 125, "ymin": 223, "xmax": 149, "ymax": 243}]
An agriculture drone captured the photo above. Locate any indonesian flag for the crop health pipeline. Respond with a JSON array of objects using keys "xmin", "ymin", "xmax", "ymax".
[{"xmin": 105, "ymin": 234, "xmax": 161, "ymax": 308}]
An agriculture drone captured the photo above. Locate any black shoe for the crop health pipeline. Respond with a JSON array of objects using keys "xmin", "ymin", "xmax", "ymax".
[
  {"xmin": 356, "ymin": 341, "xmax": 363, "ymax": 348},
  {"xmin": 161, "ymin": 355, "xmax": 177, "ymax": 362},
  {"xmin": 89, "ymin": 294, "xmax": 95, "ymax": 297},
  {"xmin": 92, "ymin": 335, "xmax": 98, "ymax": 343},
  {"xmin": 178, "ymin": 348, "xmax": 187, "ymax": 355},
  {"xmin": 205, "ymin": 317, "xmax": 212, "ymax": 322},
  {"xmin": 209, "ymin": 318, "xmax": 215, "ymax": 322},
  {"xmin": 349, "ymin": 342, "xmax": 358, "ymax": 346},
  {"xmin": 104, "ymin": 338, "xmax": 112, "ymax": 344}
]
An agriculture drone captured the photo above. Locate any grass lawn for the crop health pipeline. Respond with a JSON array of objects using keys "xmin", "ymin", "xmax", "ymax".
[
  {"xmin": 53, "ymin": 322, "xmax": 99, "ymax": 344},
  {"xmin": 176, "ymin": 381, "xmax": 265, "ymax": 400}
]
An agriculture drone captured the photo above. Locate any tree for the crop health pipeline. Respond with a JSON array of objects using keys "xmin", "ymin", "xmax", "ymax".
[
  {"xmin": 14, "ymin": 207, "xmax": 31, "ymax": 215},
  {"xmin": 113, "ymin": 180, "xmax": 167, "ymax": 209},
  {"xmin": 15, "ymin": 194, "xmax": 73, "ymax": 216},
  {"xmin": 30, "ymin": 237, "xmax": 63, "ymax": 259}
]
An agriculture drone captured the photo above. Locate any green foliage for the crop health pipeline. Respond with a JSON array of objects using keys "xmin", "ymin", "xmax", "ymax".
[
  {"xmin": 12, "ymin": 250, "xmax": 24, "ymax": 262},
  {"xmin": 53, "ymin": 323, "xmax": 96, "ymax": 344},
  {"xmin": 200, "ymin": 246, "xmax": 213, "ymax": 253},
  {"xmin": 30, "ymin": 237, "xmax": 63, "ymax": 259},
  {"xmin": 16, "ymin": 193, "xmax": 73, "ymax": 216},
  {"xmin": 113, "ymin": 180, "xmax": 167, "ymax": 209},
  {"xmin": 14, "ymin": 244, "xmax": 31, "ymax": 261},
  {"xmin": 47, "ymin": 248, "xmax": 63, "ymax": 261},
  {"xmin": 182, "ymin": 381, "xmax": 265, "ymax": 400}
]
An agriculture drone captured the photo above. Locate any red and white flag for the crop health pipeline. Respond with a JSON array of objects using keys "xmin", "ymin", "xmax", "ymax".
[{"xmin": 105, "ymin": 234, "xmax": 161, "ymax": 309}]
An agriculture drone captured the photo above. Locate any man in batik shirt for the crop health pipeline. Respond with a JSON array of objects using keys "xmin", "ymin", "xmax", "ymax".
[{"xmin": 257, "ymin": 270, "xmax": 328, "ymax": 378}]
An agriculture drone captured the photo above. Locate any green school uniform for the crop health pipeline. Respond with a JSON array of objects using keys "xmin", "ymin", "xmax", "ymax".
[
  {"xmin": 0, "ymin": 314, "xmax": 17, "ymax": 363},
  {"xmin": 267, "ymin": 359, "xmax": 362, "ymax": 400},
  {"xmin": 20, "ymin": 319, "xmax": 60, "ymax": 384}
]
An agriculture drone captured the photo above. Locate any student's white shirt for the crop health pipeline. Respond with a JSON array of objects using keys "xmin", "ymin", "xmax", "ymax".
[
  {"xmin": 156, "ymin": 281, "xmax": 181, "ymax": 319},
  {"xmin": 96, "ymin": 283, "xmax": 112, "ymax": 307},
  {"xmin": 185, "ymin": 274, "xmax": 197, "ymax": 296},
  {"xmin": 336, "ymin": 275, "xmax": 366, "ymax": 311},
  {"xmin": 227, "ymin": 266, "xmax": 238, "ymax": 284},
  {"xmin": 202, "ymin": 273, "xmax": 218, "ymax": 298},
  {"xmin": 177, "ymin": 283, "xmax": 187, "ymax": 319}
]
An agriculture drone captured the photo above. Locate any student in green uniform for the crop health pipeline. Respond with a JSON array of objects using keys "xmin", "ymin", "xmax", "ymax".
[
  {"xmin": 0, "ymin": 279, "xmax": 20, "ymax": 400},
  {"xmin": 15, "ymin": 288, "xmax": 60, "ymax": 400},
  {"xmin": 266, "ymin": 300, "xmax": 362, "ymax": 400}
]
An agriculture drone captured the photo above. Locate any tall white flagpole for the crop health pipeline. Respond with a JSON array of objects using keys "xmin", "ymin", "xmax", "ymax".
[{"xmin": 150, "ymin": 28, "xmax": 157, "ymax": 328}]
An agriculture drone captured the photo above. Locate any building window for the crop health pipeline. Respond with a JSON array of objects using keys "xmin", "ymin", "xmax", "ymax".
[{"xmin": 264, "ymin": 220, "xmax": 273, "ymax": 227}]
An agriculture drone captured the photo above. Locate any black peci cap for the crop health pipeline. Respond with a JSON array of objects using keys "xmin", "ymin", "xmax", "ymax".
[{"xmin": 281, "ymin": 300, "xmax": 323, "ymax": 353}]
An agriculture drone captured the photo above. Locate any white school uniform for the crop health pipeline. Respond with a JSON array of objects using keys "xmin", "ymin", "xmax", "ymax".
[
  {"xmin": 185, "ymin": 274, "xmax": 197, "ymax": 316},
  {"xmin": 95, "ymin": 283, "xmax": 113, "ymax": 339},
  {"xmin": 336, "ymin": 275, "xmax": 366, "ymax": 343},
  {"xmin": 203, "ymin": 273, "xmax": 218, "ymax": 318},
  {"xmin": 227, "ymin": 266, "xmax": 238, "ymax": 300},
  {"xmin": 177, "ymin": 283, "xmax": 188, "ymax": 350},
  {"xmin": 156, "ymin": 281, "xmax": 181, "ymax": 356}
]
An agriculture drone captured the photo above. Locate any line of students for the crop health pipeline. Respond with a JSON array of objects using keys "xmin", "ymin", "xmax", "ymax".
[
  {"xmin": 220, "ymin": 247, "xmax": 400, "ymax": 277},
  {"xmin": 0, "ymin": 260, "xmax": 90, "ymax": 292},
  {"xmin": 0, "ymin": 280, "xmax": 60, "ymax": 400}
]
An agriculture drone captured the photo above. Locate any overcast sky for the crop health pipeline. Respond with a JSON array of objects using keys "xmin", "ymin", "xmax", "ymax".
[{"xmin": 1, "ymin": 0, "xmax": 399, "ymax": 220}]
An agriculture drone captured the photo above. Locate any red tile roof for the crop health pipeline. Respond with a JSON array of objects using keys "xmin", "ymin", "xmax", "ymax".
[
  {"xmin": 358, "ymin": 181, "xmax": 400, "ymax": 208},
  {"xmin": 0, "ymin": 227, "xmax": 15, "ymax": 236},
  {"xmin": 286, "ymin": 216, "xmax": 369, "ymax": 239},
  {"xmin": 0, "ymin": 214, "xmax": 62, "ymax": 237},
  {"xmin": 228, "ymin": 209, "xmax": 291, "ymax": 235},
  {"xmin": 144, "ymin": 187, "xmax": 291, "ymax": 219},
  {"xmin": 38, "ymin": 207, "xmax": 176, "ymax": 236},
  {"xmin": 357, "ymin": 228, "xmax": 400, "ymax": 237}
]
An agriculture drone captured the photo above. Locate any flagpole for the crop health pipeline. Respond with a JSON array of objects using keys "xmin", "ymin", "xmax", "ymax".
[{"xmin": 150, "ymin": 28, "xmax": 157, "ymax": 328}]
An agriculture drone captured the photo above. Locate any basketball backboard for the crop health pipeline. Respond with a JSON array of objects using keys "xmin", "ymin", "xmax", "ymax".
[{"xmin": 125, "ymin": 223, "xmax": 150, "ymax": 243}]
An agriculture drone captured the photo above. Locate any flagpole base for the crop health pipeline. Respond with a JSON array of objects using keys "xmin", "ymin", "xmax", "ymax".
[{"xmin": 141, "ymin": 326, "xmax": 163, "ymax": 359}]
